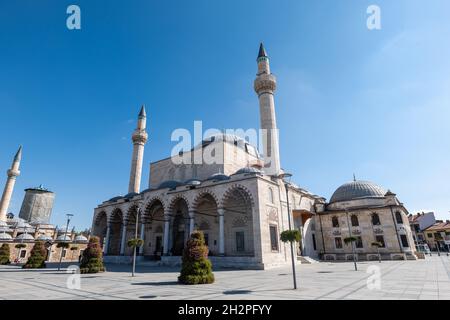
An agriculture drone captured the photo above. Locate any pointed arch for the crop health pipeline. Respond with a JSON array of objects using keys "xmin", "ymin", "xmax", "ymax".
[
  {"xmin": 108, "ymin": 208, "xmax": 124, "ymax": 255},
  {"xmin": 192, "ymin": 190, "xmax": 220, "ymax": 209},
  {"xmin": 220, "ymin": 184, "xmax": 255, "ymax": 209},
  {"xmin": 168, "ymin": 194, "xmax": 191, "ymax": 213},
  {"xmin": 93, "ymin": 211, "xmax": 108, "ymax": 246},
  {"xmin": 221, "ymin": 185, "xmax": 254, "ymax": 256}
]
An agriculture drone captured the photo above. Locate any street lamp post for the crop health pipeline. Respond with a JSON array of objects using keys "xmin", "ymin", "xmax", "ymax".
[
  {"xmin": 278, "ymin": 172, "xmax": 297, "ymax": 290},
  {"xmin": 58, "ymin": 214, "xmax": 73, "ymax": 271},
  {"xmin": 132, "ymin": 207, "xmax": 141, "ymax": 277}
]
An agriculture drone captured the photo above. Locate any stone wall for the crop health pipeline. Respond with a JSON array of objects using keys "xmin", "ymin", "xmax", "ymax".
[{"xmin": 1, "ymin": 241, "xmax": 87, "ymax": 264}]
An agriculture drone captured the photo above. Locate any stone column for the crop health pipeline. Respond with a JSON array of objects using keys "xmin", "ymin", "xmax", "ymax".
[
  {"xmin": 119, "ymin": 223, "xmax": 127, "ymax": 255},
  {"xmin": 103, "ymin": 225, "xmax": 111, "ymax": 255},
  {"xmin": 139, "ymin": 223, "xmax": 145, "ymax": 255},
  {"xmin": 163, "ymin": 216, "xmax": 170, "ymax": 255},
  {"xmin": 218, "ymin": 208, "xmax": 225, "ymax": 256},
  {"xmin": 189, "ymin": 210, "xmax": 195, "ymax": 235}
]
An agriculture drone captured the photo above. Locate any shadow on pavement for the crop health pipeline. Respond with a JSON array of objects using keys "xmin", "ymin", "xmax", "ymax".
[{"xmin": 132, "ymin": 281, "xmax": 179, "ymax": 286}]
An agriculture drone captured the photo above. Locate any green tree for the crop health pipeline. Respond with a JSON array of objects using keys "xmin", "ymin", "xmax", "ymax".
[
  {"xmin": 79, "ymin": 236, "xmax": 105, "ymax": 274},
  {"xmin": 0, "ymin": 244, "xmax": 11, "ymax": 265},
  {"xmin": 23, "ymin": 241, "xmax": 46, "ymax": 269},
  {"xmin": 178, "ymin": 231, "xmax": 215, "ymax": 285},
  {"xmin": 127, "ymin": 238, "xmax": 144, "ymax": 249},
  {"xmin": 280, "ymin": 230, "xmax": 301, "ymax": 243}
]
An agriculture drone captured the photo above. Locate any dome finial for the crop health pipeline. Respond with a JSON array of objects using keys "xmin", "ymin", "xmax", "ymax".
[{"xmin": 353, "ymin": 173, "xmax": 356, "ymax": 182}]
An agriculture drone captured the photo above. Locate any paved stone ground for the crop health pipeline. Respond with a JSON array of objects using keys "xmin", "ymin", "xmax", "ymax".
[{"xmin": 0, "ymin": 256, "xmax": 449, "ymax": 300}]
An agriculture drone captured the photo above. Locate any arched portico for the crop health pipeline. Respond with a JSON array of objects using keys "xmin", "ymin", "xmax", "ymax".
[
  {"xmin": 193, "ymin": 192, "xmax": 219, "ymax": 255},
  {"xmin": 124, "ymin": 205, "xmax": 142, "ymax": 256},
  {"xmin": 108, "ymin": 208, "xmax": 124, "ymax": 255},
  {"xmin": 144, "ymin": 198, "xmax": 166, "ymax": 258},
  {"xmin": 169, "ymin": 197, "xmax": 190, "ymax": 256},
  {"xmin": 221, "ymin": 186, "xmax": 254, "ymax": 256},
  {"xmin": 93, "ymin": 211, "xmax": 107, "ymax": 248}
]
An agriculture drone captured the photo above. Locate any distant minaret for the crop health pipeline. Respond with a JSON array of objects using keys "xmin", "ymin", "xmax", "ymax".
[
  {"xmin": 128, "ymin": 106, "xmax": 148, "ymax": 194},
  {"xmin": 0, "ymin": 146, "xmax": 22, "ymax": 221},
  {"xmin": 254, "ymin": 43, "xmax": 281, "ymax": 175}
]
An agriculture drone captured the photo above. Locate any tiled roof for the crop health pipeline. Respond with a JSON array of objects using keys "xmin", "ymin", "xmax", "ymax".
[{"xmin": 424, "ymin": 221, "xmax": 450, "ymax": 231}]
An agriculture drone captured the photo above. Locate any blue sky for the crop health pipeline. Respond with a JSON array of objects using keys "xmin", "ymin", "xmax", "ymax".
[{"xmin": 1, "ymin": 0, "xmax": 449, "ymax": 229}]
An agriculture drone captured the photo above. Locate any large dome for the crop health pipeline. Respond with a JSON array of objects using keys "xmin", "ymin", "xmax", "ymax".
[{"xmin": 330, "ymin": 180, "xmax": 386, "ymax": 204}]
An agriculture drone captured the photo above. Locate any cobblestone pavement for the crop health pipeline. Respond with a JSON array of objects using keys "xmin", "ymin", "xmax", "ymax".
[{"xmin": 0, "ymin": 256, "xmax": 449, "ymax": 300}]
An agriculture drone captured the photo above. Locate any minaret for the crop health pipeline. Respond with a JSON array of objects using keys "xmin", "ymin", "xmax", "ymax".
[
  {"xmin": 128, "ymin": 106, "xmax": 148, "ymax": 194},
  {"xmin": 254, "ymin": 43, "xmax": 281, "ymax": 175},
  {"xmin": 0, "ymin": 146, "xmax": 22, "ymax": 221}
]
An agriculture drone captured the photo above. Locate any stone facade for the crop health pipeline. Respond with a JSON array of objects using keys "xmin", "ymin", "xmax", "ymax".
[
  {"xmin": 315, "ymin": 184, "xmax": 417, "ymax": 261},
  {"xmin": 91, "ymin": 44, "xmax": 418, "ymax": 269},
  {"xmin": 0, "ymin": 219, "xmax": 88, "ymax": 264}
]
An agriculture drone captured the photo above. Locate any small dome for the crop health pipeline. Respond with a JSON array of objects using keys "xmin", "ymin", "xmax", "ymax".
[
  {"xmin": 330, "ymin": 180, "xmax": 386, "ymax": 204},
  {"xmin": 36, "ymin": 235, "xmax": 52, "ymax": 241},
  {"xmin": 13, "ymin": 218, "xmax": 33, "ymax": 230},
  {"xmin": 158, "ymin": 180, "xmax": 182, "ymax": 190},
  {"xmin": 56, "ymin": 234, "xmax": 71, "ymax": 242},
  {"xmin": 234, "ymin": 167, "xmax": 262, "ymax": 175},
  {"xmin": 124, "ymin": 192, "xmax": 139, "ymax": 199},
  {"xmin": 74, "ymin": 235, "xmax": 88, "ymax": 243},
  {"xmin": 0, "ymin": 232, "xmax": 12, "ymax": 241},
  {"xmin": 184, "ymin": 179, "xmax": 202, "ymax": 186},
  {"xmin": 140, "ymin": 188, "xmax": 155, "ymax": 193},
  {"xmin": 15, "ymin": 233, "xmax": 35, "ymax": 241},
  {"xmin": 206, "ymin": 173, "xmax": 230, "ymax": 182},
  {"xmin": 108, "ymin": 196, "xmax": 123, "ymax": 202}
]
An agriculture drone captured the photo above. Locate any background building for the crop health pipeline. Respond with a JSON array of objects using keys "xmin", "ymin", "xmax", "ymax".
[
  {"xmin": 408, "ymin": 212, "xmax": 436, "ymax": 246},
  {"xmin": 19, "ymin": 185, "xmax": 55, "ymax": 224},
  {"xmin": 423, "ymin": 220, "xmax": 450, "ymax": 251}
]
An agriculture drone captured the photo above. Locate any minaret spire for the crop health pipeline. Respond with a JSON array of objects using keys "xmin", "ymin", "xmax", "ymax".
[
  {"xmin": 128, "ymin": 106, "xmax": 148, "ymax": 194},
  {"xmin": 0, "ymin": 146, "xmax": 22, "ymax": 221},
  {"xmin": 254, "ymin": 43, "xmax": 281, "ymax": 175},
  {"xmin": 258, "ymin": 43, "xmax": 267, "ymax": 58}
]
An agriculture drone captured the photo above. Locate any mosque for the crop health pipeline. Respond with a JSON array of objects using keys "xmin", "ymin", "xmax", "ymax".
[
  {"xmin": 0, "ymin": 148, "xmax": 88, "ymax": 264},
  {"xmin": 91, "ymin": 44, "xmax": 417, "ymax": 269}
]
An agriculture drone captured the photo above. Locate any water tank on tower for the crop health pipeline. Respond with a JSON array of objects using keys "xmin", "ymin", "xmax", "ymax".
[{"xmin": 18, "ymin": 185, "xmax": 55, "ymax": 224}]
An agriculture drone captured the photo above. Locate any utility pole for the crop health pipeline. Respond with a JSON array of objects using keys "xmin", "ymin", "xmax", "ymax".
[
  {"xmin": 58, "ymin": 214, "xmax": 73, "ymax": 271},
  {"xmin": 132, "ymin": 207, "xmax": 141, "ymax": 277}
]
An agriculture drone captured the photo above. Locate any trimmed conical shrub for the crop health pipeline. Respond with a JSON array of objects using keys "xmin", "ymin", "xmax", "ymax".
[
  {"xmin": 80, "ymin": 236, "xmax": 105, "ymax": 274},
  {"xmin": 0, "ymin": 243, "xmax": 11, "ymax": 265},
  {"xmin": 178, "ymin": 230, "xmax": 214, "ymax": 285},
  {"xmin": 23, "ymin": 241, "xmax": 46, "ymax": 269}
]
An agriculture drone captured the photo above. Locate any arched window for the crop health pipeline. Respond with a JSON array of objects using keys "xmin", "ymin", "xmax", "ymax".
[
  {"xmin": 371, "ymin": 213, "xmax": 381, "ymax": 226},
  {"xmin": 395, "ymin": 211, "xmax": 403, "ymax": 224},
  {"xmin": 268, "ymin": 187, "xmax": 274, "ymax": 204},
  {"xmin": 332, "ymin": 216, "xmax": 339, "ymax": 228},
  {"xmin": 351, "ymin": 214, "xmax": 359, "ymax": 227}
]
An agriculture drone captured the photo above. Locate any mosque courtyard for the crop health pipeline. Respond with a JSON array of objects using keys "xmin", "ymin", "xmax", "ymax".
[{"xmin": 0, "ymin": 256, "xmax": 449, "ymax": 300}]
